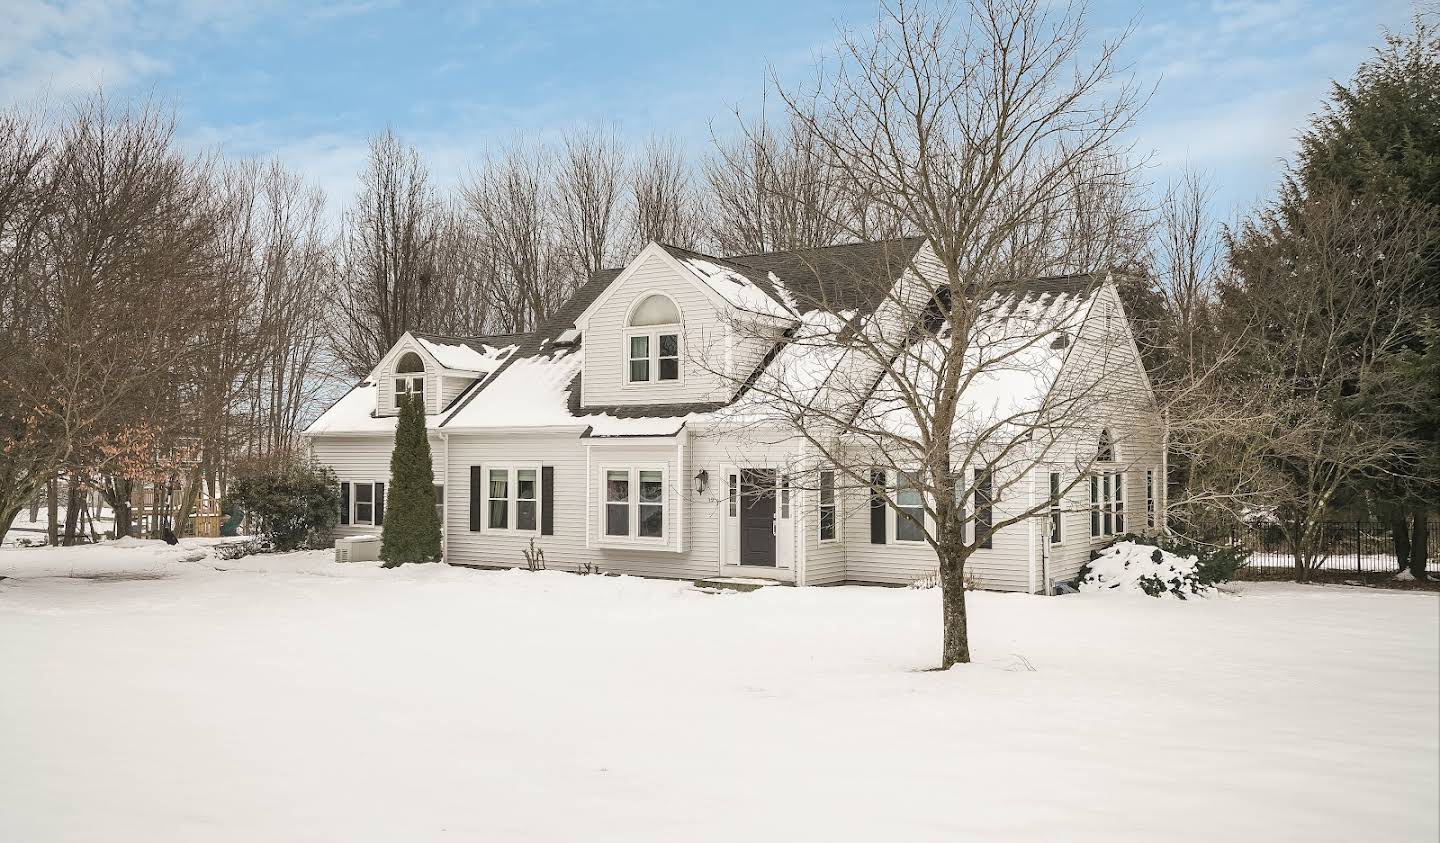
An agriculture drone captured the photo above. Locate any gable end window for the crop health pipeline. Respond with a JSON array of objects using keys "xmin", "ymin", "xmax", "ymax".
[
  {"xmin": 625, "ymin": 294, "xmax": 681, "ymax": 384},
  {"xmin": 395, "ymin": 351, "xmax": 425, "ymax": 409}
]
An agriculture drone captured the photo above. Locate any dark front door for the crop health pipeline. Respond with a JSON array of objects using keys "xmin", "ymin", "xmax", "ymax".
[{"xmin": 740, "ymin": 469, "xmax": 776, "ymax": 566}]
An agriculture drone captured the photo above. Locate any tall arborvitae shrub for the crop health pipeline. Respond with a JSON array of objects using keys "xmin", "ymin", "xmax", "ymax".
[{"xmin": 380, "ymin": 394, "xmax": 442, "ymax": 566}]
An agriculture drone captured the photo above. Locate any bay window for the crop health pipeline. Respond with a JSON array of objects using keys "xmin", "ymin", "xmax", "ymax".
[{"xmin": 602, "ymin": 466, "xmax": 667, "ymax": 541}]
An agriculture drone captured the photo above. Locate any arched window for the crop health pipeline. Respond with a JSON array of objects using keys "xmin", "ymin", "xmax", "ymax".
[
  {"xmin": 394, "ymin": 351, "xmax": 425, "ymax": 409},
  {"xmin": 1096, "ymin": 428, "xmax": 1114, "ymax": 462},
  {"xmin": 625, "ymin": 294, "xmax": 681, "ymax": 383}
]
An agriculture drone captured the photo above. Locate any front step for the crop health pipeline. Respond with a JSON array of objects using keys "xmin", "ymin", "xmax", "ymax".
[{"xmin": 693, "ymin": 576, "xmax": 788, "ymax": 593}]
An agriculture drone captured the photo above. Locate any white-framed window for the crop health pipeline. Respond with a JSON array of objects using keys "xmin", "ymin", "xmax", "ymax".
[
  {"xmin": 1146, "ymin": 469, "xmax": 1156, "ymax": 528},
  {"xmin": 395, "ymin": 351, "xmax": 425, "ymax": 409},
  {"xmin": 624, "ymin": 294, "xmax": 681, "ymax": 384},
  {"xmin": 779, "ymin": 475, "xmax": 790, "ymax": 519},
  {"xmin": 486, "ymin": 466, "xmax": 540, "ymax": 533},
  {"xmin": 894, "ymin": 470, "xmax": 926, "ymax": 543},
  {"xmin": 351, "ymin": 481, "xmax": 383, "ymax": 526},
  {"xmin": 1102, "ymin": 473, "xmax": 1113, "ymax": 535},
  {"xmin": 973, "ymin": 467, "xmax": 993, "ymax": 549},
  {"xmin": 601, "ymin": 466, "xmax": 666, "ymax": 541},
  {"xmin": 434, "ymin": 483, "xmax": 445, "ymax": 525},
  {"xmin": 1090, "ymin": 475, "xmax": 1101, "ymax": 538},
  {"xmin": 818, "ymin": 469, "xmax": 837, "ymax": 542},
  {"xmin": 1114, "ymin": 472, "xmax": 1125, "ymax": 534},
  {"xmin": 1049, "ymin": 471, "xmax": 1063, "ymax": 545}
]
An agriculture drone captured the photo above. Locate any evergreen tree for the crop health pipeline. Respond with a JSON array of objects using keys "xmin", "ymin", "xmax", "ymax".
[
  {"xmin": 1294, "ymin": 15, "xmax": 1440, "ymax": 574},
  {"xmin": 380, "ymin": 394, "xmax": 442, "ymax": 566}
]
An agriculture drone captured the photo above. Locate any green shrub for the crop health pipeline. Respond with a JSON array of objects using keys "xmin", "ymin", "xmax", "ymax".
[{"xmin": 227, "ymin": 459, "xmax": 340, "ymax": 552}]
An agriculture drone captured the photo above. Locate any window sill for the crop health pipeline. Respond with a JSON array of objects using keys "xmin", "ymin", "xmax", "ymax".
[{"xmin": 596, "ymin": 536, "xmax": 675, "ymax": 552}]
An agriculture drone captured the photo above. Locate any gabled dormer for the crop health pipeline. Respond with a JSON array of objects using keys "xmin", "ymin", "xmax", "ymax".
[
  {"xmin": 570, "ymin": 242, "xmax": 795, "ymax": 409},
  {"xmin": 374, "ymin": 332, "xmax": 520, "ymax": 417}
]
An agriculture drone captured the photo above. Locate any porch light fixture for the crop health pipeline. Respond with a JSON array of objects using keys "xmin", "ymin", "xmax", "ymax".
[{"xmin": 693, "ymin": 470, "xmax": 709, "ymax": 496}]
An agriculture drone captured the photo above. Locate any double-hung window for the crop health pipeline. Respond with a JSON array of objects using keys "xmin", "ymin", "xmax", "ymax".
[
  {"xmin": 603, "ymin": 467, "xmax": 666, "ymax": 541},
  {"xmin": 818, "ymin": 469, "xmax": 837, "ymax": 542},
  {"xmin": 487, "ymin": 467, "xmax": 540, "ymax": 532},
  {"xmin": 1114, "ymin": 473, "xmax": 1125, "ymax": 534},
  {"xmin": 894, "ymin": 470, "xmax": 925, "ymax": 542},
  {"xmin": 625, "ymin": 294, "xmax": 682, "ymax": 383},
  {"xmin": 1090, "ymin": 475, "xmax": 1101, "ymax": 537},
  {"xmin": 1049, "ymin": 472, "xmax": 1063, "ymax": 545},
  {"xmin": 355, "ymin": 483, "xmax": 375, "ymax": 525},
  {"xmin": 345, "ymin": 481, "xmax": 384, "ymax": 527},
  {"xmin": 973, "ymin": 467, "xmax": 993, "ymax": 549},
  {"xmin": 1102, "ymin": 473, "xmax": 1113, "ymax": 535}
]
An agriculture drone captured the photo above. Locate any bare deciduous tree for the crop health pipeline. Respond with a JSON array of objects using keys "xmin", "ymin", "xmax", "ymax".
[
  {"xmin": 332, "ymin": 129, "xmax": 441, "ymax": 378},
  {"xmin": 710, "ymin": 0, "xmax": 1146, "ymax": 668},
  {"xmin": 555, "ymin": 126, "xmax": 624, "ymax": 279},
  {"xmin": 462, "ymin": 140, "xmax": 562, "ymax": 332},
  {"xmin": 628, "ymin": 134, "xmax": 703, "ymax": 252},
  {"xmin": 705, "ymin": 110, "xmax": 852, "ymax": 255}
]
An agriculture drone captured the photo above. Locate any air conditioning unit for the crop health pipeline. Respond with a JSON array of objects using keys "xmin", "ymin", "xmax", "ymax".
[{"xmin": 335, "ymin": 535, "xmax": 381, "ymax": 563}]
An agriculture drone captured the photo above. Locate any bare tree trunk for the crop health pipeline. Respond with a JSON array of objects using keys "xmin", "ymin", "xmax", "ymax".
[
  {"xmin": 46, "ymin": 478, "xmax": 58, "ymax": 546},
  {"xmin": 1409, "ymin": 511, "xmax": 1430, "ymax": 580},
  {"xmin": 939, "ymin": 544, "xmax": 972, "ymax": 669},
  {"xmin": 62, "ymin": 480, "xmax": 82, "ymax": 546},
  {"xmin": 1392, "ymin": 512, "xmax": 1412, "ymax": 573},
  {"xmin": 172, "ymin": 463, "xmax": 204, "ymax": 537}
]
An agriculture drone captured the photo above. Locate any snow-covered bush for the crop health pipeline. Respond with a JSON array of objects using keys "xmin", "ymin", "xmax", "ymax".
[
  {"xmin": 1079, "ymin": 541, "xmax": 1211, "ymax": 599},
  {"xmin": 1112, "ymin": 532, "xmax": 1249, "ymax": 586}
]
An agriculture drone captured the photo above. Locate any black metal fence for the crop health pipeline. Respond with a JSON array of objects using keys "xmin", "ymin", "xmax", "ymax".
[{"xmin": 1230, "ymin": 521, "xmax": 1440, "ymax": 574}]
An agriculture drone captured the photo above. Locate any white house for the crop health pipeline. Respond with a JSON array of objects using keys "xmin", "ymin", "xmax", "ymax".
[{"xmin": 302, "ymin": 237, "xmax": 1165, "ymax": 592}]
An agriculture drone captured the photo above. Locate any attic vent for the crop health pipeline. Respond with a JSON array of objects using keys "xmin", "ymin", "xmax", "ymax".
[{"xmin": 1050, "ymin": 333, "xmax": 1071, "ymax": 350}]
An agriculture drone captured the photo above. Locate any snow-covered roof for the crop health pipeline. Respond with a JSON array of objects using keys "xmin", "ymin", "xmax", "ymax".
[
  {"xmin": 413, "ymin": 334, "xmax": 518, "ymax": 373},
  {"xmin": 862, "ymin": 281, "xmax": 1100, "ymax": 440},
  {"xmin": 303, "ymin": 382, "xmax": 454, "ymax": 435},
  {"xmin": 671, "ymin": 253, "xmax": 797, "ymax": 319},
  {"xmin": 304, "ymin": 238, "xmax": 1110, "ymax": 443},
  {"xmin": 440, "ymin": 347, "xmax": 695, "ymax": 437}
]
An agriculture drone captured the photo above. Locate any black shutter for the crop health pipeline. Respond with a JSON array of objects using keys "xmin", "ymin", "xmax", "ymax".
[
  {"xmin": 340, "ymin": 482, "xmax": 350, "ymax": 525},
  {"xmin": 870, "ymin": 469, "xmax": 887, "ymax": 544},
  {"xmin": 469, "ymin": 466, "xmax": 483, "ymax": 531},
  {"xmin": 374, "ymin": 482, "xmax": 385, "ymax": 526},
  {"xmin": 541, "ymin": 465, "xmax": 555, "ymax": 536}
]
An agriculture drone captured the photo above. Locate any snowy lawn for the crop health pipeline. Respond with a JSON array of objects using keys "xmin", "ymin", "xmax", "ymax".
[{"xmin": 1, "ymin": 542, "xmax": 1437, "ymax": 842}]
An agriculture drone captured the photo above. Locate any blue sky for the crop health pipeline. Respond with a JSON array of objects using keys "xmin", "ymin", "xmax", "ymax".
[{"xmin": 1, "ymin": 0, "xmax": 1417, "ymax": 226}]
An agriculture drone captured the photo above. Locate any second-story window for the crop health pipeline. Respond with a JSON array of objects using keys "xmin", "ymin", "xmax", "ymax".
[
  {"xmin": 625, "ymin": 294, "xmax": 681, "ymax": 383},
  {"xmin": 395, "ymin": 351, "xmax": 425, "ymax": 409}
]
